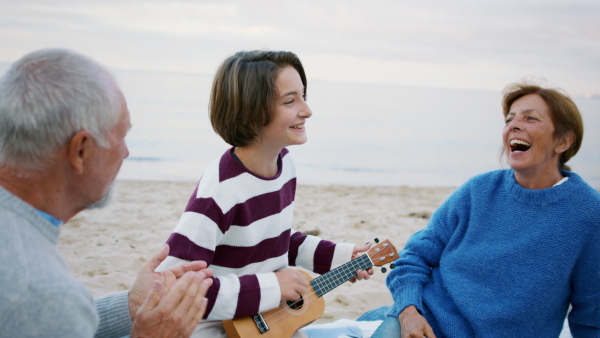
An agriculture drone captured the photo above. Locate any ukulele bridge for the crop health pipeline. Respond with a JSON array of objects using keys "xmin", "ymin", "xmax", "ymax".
[{"xmin": 252, "ymin": 313, "xmax": 270, "ymax": 333}]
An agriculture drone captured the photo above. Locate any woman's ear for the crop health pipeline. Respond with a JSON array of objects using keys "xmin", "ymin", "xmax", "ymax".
[
  {"xmin": 68, "ymin": 130, "xmax": 94, "ymax": 174},
  {"xmin": 555, "ymin": 131, "xmax": 575, "ymax": 154}
]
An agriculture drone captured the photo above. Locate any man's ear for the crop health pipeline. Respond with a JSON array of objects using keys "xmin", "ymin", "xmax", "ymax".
[
  {"xmin": 68, "ymin": 130, "xmax": 94, "ymax": 174},
  {"xmin": 555, "ymin": 131, "xmax": 575, "ymax": 154}
]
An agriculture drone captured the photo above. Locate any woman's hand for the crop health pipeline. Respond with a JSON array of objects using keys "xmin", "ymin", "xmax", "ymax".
[{"xmin": 399, "ymin": 305, "xmax": 436, "ymax": 338}]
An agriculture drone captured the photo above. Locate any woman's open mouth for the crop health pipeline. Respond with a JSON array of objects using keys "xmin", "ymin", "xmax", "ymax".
[{"xmin": 510, "ymin": 139, "xmax": 531, "ymax": 153}]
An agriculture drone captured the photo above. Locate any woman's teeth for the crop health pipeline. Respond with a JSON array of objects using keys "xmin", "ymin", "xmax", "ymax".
[{"xmin": 510, "ymin": 139, "xmax": 531, "ymax": 152}]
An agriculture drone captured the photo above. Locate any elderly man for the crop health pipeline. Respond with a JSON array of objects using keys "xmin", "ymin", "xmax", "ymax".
[{"xmin": 0, "ymin": 48, "xmax": 212, "ymax": 337}]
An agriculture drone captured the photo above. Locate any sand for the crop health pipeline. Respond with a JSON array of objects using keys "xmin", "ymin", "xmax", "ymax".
[{"xmin": 57, "ymin": 180, "xmax": 455, "ymax": 324}]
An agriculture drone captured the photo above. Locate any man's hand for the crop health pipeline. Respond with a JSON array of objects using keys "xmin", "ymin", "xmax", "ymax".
[
  {"xmin": 128, "ymin": 245, "xmax": 213, "ymax": 320},
  {"xmin": 399, "ymin": 305, "xmax": 436, "ymax": 338},
  {"xmin": 127, "ymin": 245, "xmax": 213, "ymax": 337},
  {"xmin": 349, "ymin": 243, "xmax": 374, "ymax": 283},
  {"xmin": 275, "ymin": 268, "xmax": 309, "ymax": 302},
  {"xmin": 130, "ymin": 270, "xmax": 212, "ymax": 337}
]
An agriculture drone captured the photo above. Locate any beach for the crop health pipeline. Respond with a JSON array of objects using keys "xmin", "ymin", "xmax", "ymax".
[{"xmin": 57, "ymin": 180, "xmax": 455, "ymax": 323}]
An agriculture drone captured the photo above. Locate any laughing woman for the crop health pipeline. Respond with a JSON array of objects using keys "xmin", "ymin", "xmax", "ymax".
[{"xmin": 370, "ymin": 82, "xmax": 600, "ymax": 337}]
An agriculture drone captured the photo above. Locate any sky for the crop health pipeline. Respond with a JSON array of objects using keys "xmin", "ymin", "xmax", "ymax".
[{"xmin": 1, "ymin": 0, "xmax": 599, "ymax": 97}]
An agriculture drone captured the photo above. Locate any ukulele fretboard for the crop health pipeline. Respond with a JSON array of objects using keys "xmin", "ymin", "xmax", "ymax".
[{"xmin": 310, "ymin": 254, "xmax": 372, "ymax": 297}]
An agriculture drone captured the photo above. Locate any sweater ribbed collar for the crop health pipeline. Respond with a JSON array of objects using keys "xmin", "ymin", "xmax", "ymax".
[{"xmin": 504, "ymin": 169, "xmax": 580, "ymax": 207}]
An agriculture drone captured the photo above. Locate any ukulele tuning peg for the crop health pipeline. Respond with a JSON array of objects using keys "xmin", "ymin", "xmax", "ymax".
[
  {"xmin": 374, "ymin": 238, "xmax": 380, "ymax": 243},
  {"xmin": 390, "ymin": 263, "xmax": 396, "ymax": 269},
  {"xmin": 381, "ymin": 267, "xmax": 387, "ymax": 273}
]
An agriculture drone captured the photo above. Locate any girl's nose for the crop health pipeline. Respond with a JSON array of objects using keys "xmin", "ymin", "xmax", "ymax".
[{"xmin": 301, "ymin": 101, "xmax": 313, "ymax": 118}]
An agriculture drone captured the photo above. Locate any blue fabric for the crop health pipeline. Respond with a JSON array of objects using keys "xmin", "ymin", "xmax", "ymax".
[
  {"xmin": 304, "ymin": 325, "xmax": 363, "ymax": 338},
  {"xmin": 357, "ymin": 306, "xmax": 390, "ymax": 322},
  {"xmin": 385, "ymin": 169, "xmax": 600, "ymax": 337},
  {"xmin": 35, "ymin": 209, "xmax": 63, "ymax": 227},
  {"xmin": 370, "ymin": 316, "xmax": 400, "ymax": 338}
]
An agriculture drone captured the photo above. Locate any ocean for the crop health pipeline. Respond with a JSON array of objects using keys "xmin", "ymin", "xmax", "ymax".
[
  {"xmin": 113, "ymin": 69, "xmax": 600, "ymax": 188},
  {"xmin": 1, "ymin": 64, "xmax": 599, "ymax": 188}
]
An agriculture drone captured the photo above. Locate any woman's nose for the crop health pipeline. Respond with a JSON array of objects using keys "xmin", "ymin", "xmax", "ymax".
[{"xmin": 507, "ymin": 118, "xmax": 521, "ymax": 131}]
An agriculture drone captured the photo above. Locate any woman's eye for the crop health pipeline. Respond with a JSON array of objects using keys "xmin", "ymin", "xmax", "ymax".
[
  {"xmin": 284, "ymin": 100, "xmax": 293, "ymax": 105},
  {"xmin": 505, "ymin": 118, "xmax": 512, "ymax": 124}
]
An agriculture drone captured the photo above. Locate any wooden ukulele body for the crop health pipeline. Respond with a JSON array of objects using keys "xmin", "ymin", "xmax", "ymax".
[
  {"xmin": 223, "ymin": 271, "xmax": 324, "ymax": 338},
  {"xmin": 222, "ymin": 239, "xmax": 397, "ymax": 338}
]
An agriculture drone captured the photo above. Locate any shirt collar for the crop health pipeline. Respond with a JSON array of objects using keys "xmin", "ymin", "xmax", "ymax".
[{"xmin": 36, "ymin": 209, "xmax": 63, "ymax": 227}]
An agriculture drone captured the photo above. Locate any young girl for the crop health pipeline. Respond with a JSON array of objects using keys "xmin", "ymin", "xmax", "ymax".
[{"xmin": 156, "ymin": 50, "xmax": 371, "ymax": 337}]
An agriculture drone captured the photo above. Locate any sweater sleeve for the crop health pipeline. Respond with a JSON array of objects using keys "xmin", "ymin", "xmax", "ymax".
[
  {"xmin": 94, "ymin": 291, "xmax": 132, "ymax": 338},
  {"xmin": 385, "ymin": 183, "xmax": 471, "ymax": 317},
  {"xmin": 155, "ymin": 193, "xmax": 282, "ymax": 320},
  {"xmin": 288, "ymin": 229, "xmax": 354, "ymax": 274},
  {"xmin": 567, "ymin": 219, "xmax": 600, "ymax": 336}
]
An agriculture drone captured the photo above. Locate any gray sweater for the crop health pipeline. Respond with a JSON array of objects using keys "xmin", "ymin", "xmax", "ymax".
[{"xmin": 0, "ymin": 186, "xmax": 132, "ymax": 337}]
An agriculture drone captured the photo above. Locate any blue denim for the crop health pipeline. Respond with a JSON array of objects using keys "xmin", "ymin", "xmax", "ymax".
[
  {"xmin": 369, "ymin": 316, "xmax": 400, "ymax": 338},
  {"xmin": 356, "ymin": 306, "xmax": 391, "ymax": 322},
  {"xmin": 363, "ymin": 305, "xmax": 444, "ymax": 338},
  {"xmin": 356, "ymin": 306, "xmax": 399, "ymax": 338}
]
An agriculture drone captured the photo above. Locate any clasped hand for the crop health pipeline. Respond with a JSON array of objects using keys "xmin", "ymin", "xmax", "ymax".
[{"xmin": 128, "ymin": 244, "xmax": 213, "ymax": 338}]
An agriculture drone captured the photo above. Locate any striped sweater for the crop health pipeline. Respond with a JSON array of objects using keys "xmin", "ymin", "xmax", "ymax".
[{"xmin": 156, "ymin": 148, "xmax": 354, "ymax": 320}]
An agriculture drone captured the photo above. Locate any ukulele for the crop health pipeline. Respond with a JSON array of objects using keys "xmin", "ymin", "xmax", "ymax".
[{"xmin": 222, "ymin": 238, "xmax": 398, "ymax": 338}]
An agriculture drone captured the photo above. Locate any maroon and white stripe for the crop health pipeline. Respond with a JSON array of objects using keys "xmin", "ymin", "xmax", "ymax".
[{"xmin": 156, "ymin": 148, "xmax": 354, "ymax": 321}]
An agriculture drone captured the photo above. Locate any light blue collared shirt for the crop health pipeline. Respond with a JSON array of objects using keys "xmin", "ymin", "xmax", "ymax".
[{"xmin": 36, "ymin": 209, "xmax": 63, "ymax": 227}]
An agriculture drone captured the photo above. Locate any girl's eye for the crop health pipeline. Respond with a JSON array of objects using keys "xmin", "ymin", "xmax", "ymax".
[
  {"xmin": 284, "ymin": 99, "xmax": 293, "ymax": 105},
  {"xmin": 505, "ymin": 118, "xmax": 512, "ymax": 124}
]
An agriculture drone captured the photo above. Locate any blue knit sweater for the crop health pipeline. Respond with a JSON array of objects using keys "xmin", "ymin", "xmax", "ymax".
[{"xmin": 386, "ymin": 169, "xmax": 600, "ymax": 337}]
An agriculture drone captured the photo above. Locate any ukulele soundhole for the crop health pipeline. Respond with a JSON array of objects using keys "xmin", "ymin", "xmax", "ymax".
[{"xmin": 286, "ymin": 296, "xmax": 304, "ymax": 310}]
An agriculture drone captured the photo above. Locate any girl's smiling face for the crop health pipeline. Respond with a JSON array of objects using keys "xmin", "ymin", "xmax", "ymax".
[
  {"xmin": 503, "ymin": 93, "xmax": 570, "ymax": 179},
  {"xmin": 260, "ymin": 65, "xmax": 312, "ymax": 149}
]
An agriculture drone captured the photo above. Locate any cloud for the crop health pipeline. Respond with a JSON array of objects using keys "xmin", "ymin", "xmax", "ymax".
[{"xmin": 0, "ymin": 0, "xmax": 599, "ymax": 95}]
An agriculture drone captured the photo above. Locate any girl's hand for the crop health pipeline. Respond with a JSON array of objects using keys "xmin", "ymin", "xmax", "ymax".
[
  {"xmin": 349, "ymin": 243, "xmax": 374, "ymax": 283},
  {"xmin": 275, "ymin": 268, "xmax": 309, "ymax": 301}
]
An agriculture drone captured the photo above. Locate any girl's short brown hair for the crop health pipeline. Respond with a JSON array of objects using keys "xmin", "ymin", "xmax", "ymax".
[
  {"xmin": 502, "ymin": 81, "xmax": 584, "ymax": 171},
  {"xmin": 209, "ymin": 50, "xmax": 307, "ymax": 147}
]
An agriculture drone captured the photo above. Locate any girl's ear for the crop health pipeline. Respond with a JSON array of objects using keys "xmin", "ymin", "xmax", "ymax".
[
  {"xmin": 555, "ymin": 131, "xmax": 575, "ymax": 154},
  {"xmin": 68, "ymin": 130, "xmax": 94, "ymax": 174}
]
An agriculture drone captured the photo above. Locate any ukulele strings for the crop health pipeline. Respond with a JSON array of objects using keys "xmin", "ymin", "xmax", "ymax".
[
  {"xmin": 261, "ymin": 249, "xmax": 388, "ymax": 326},
  {"xmin": 262, "ymin": 250, "xmax": 379, "ymax": 325}
]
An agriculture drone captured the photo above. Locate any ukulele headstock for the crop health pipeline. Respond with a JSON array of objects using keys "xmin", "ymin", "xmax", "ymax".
[{"xmin": 368, "ymin": 238, "xmax": 398, "ymax": 268}]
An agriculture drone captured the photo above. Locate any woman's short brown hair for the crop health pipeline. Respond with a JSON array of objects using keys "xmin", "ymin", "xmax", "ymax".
[
  {"xmin": 209, "ymin": 50, "xmax": 307, "ymax": 147},
  {"xmin": 502, "ymin": 81, "xmax": 584, "ymax": 171}
]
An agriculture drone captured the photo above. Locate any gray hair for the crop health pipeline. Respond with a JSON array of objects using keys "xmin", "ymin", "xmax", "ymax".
[{"xmin": 0, "ymin": 48, "xmax": 123, "ymax": 171}]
